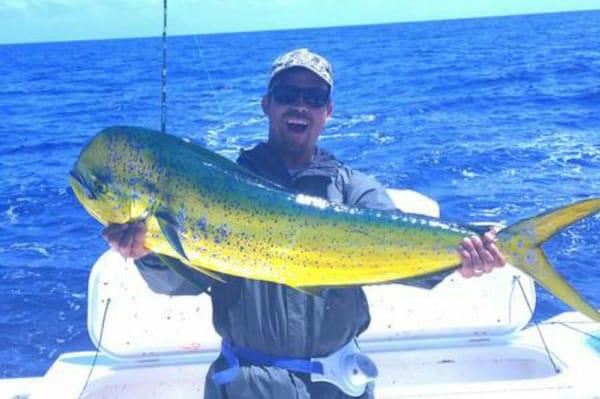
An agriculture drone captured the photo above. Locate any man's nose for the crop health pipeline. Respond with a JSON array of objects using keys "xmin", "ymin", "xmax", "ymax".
[{"xmin": 290, "ymin": 94, "xmax": 309, "ymax": 110}]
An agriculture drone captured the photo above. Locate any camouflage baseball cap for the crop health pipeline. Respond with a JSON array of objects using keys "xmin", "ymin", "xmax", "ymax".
[{"xmin": 269, "ymin": 48, "xmax": 333, "ymax": 88}]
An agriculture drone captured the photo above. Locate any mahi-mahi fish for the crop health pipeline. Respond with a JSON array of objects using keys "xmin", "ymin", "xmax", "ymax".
[{"xmin": 69, "ymin": 126, "xmax": 600, "ymax": 321}]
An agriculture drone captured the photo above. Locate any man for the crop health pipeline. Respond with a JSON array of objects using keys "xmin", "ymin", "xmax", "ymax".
[{"xmin": 103, "ymin": 48, "xmax": 505, "ymax": 398}]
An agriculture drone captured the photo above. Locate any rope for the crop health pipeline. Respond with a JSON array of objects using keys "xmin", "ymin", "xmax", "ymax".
[
  {"xmin": 545, "ymin": 321, "xmax": 600, "ymax": 342},
  {"xmin": 78, "ymin": 298, "xmax": 112, "ymax": 399},
  {"xmin": 513, "ymin": 276, "xmax": 560, "ymax": 373}
]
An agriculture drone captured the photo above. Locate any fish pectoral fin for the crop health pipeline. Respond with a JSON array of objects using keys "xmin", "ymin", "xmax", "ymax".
[
  {"xmin": 155, "ymin": 208, "xmax": 189, "ymax": 260},
  {"xmin": 157, "ymin": 254, "xmax": 226, "ymax": 285}
]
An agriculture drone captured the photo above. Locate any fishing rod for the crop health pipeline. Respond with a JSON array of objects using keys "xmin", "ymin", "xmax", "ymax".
[
  {"xmin": 160, "ymin": 0, "xmax": 228, "ymax": 136},
  {"xmin": 161, "ymin": 0, "xmax": 168, "ymax": 134}
]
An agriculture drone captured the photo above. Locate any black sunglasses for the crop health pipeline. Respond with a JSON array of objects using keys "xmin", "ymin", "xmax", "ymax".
[{"xmin": 269, "ymin": 85, "xmax": 330, "ymax": 108}]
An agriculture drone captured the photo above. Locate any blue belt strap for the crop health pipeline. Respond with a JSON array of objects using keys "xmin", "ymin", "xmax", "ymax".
[{"xmin": 212, "ymin": 341, "xmax": 324, "ymax": 385}]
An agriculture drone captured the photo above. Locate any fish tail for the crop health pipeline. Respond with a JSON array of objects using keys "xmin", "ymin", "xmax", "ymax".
[{"xmin": 498, "ymin": 198, "xmax": 600, "ymax": 322}]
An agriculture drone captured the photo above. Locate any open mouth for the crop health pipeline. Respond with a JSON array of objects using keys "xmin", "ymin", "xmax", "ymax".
[
  {"xmin": 69, "ymin": 169, "xmax": 97, "ymax": 200},
  {"xmin": 286, "ymin": 117, "xmax": 309, "ymax": 133}
]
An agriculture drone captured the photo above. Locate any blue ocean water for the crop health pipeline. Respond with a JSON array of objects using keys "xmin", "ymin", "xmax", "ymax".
[{"xmin": 1, "ymin": 11, "xmax": 599, "ymax": 378}]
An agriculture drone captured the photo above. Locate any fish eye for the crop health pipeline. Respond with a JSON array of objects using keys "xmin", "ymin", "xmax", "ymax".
[{"xmin": 92, "ymin": 178, "xmax": 106, "ymax": 194}]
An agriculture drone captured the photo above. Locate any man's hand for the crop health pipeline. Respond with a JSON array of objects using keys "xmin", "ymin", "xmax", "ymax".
[
  {"xmin": 102, "ymin": 221, "xmax": 151, "ymax": 260},
  {"xmin": 458, "ymin": 227, "xmax": 506, "ymax": 278}
]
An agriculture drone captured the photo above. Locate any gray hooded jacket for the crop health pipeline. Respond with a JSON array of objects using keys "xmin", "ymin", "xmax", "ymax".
[{"xmin": 136, "ymin": 143, "xmax": 444, "ymax": 398}]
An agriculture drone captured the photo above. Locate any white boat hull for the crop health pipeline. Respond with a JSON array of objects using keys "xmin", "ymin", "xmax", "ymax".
[{"xmin": 4, "ymin": 310, "xmax": 599, "ymax": 398}]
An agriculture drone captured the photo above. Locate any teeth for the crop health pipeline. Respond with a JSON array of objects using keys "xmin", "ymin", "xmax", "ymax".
[{"xmin": 287, "ymin": 118, "xmax": 308, "ymax": 126}]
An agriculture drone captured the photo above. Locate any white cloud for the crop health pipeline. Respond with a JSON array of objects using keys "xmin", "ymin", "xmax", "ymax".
[
  {"xmin": 0, "ymin": 0, "xmax": 74, "ymax": 11},
  {"xmin": 0, "ymin": 0, "xmax": 157, "ymax": 12},
  {"xmin": 0, "ymin": 0, "xmax": 309, "ymax": 14}
]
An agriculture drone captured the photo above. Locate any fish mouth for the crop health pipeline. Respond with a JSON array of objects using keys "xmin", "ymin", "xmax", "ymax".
[{"xmin": 69, "ymin": 169, "xmax": 97, "ymax": 200}]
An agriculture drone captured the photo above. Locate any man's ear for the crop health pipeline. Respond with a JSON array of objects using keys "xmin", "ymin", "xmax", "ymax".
[
  {"xmin": 326, "ymin": 100, "xmax": 333, "ymax": 119},
  {"xmin": 261, "ymin": 95, "xmax": 270, "ymax": 115}
]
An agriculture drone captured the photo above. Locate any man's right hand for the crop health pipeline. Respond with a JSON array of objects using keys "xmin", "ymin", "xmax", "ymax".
[{"xmin": 102, "ymin": 221, "xmax": 151, "ymax": 259}]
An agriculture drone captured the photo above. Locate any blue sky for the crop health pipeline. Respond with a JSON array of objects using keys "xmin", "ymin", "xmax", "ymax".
[{"xmin": 2, "ymin": 0, "xmax": 599, "ymax": 45}]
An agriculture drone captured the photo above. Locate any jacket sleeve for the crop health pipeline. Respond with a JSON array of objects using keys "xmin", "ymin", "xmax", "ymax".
[
  {"xmin": 343, "ymin": 169, "xmax": 396, "ymax": 210},
  {"xmin": 135, "ymin": 254, "xmax": 212, "ymax": 295}
]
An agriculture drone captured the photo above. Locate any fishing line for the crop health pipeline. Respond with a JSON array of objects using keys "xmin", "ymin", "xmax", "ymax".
[
  {"xmin": 191, "ymin": 34, "xmax": 226, "ymax": 119},
  {"xmin": 545, "ymin": 321, "xmax": 600, "ymax": 342},
  {"xmin": 164, "ymin": 2, "xmax": 269, "ymax": 149},
  {"xmin": 77, "ymin": 298, "xmax": 112, "ymax": 399},
  {"xmin": 161, "ymin": 0, "xmax": 235, "ymax": 143},
  {"xmin": 177, "ymin": 4, "xmax": 256, "ymax": 122},
  {"xmin": 513, "ymin": 276, "xmax": 560, "ymax": 373}
]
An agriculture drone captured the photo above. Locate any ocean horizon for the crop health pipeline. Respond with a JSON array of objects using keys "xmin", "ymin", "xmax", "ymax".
[{"xmin": 1, "ymin": 8, "xmax": 599, "ymax": 46}]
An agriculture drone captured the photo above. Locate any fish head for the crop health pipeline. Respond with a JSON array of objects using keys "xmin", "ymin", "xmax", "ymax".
[
  {"xmin": 69, "ymin": 127, "xmax": 157, "ymax": 225},
  {"xmin": 69, "ymin": 164, "xmax": 130, "ymax": 225}
]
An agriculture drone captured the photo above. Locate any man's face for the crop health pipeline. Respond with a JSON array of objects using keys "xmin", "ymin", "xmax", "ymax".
[{"xmin": 262, "ymin": 68, "xmax": 333, "ymax": 162}]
